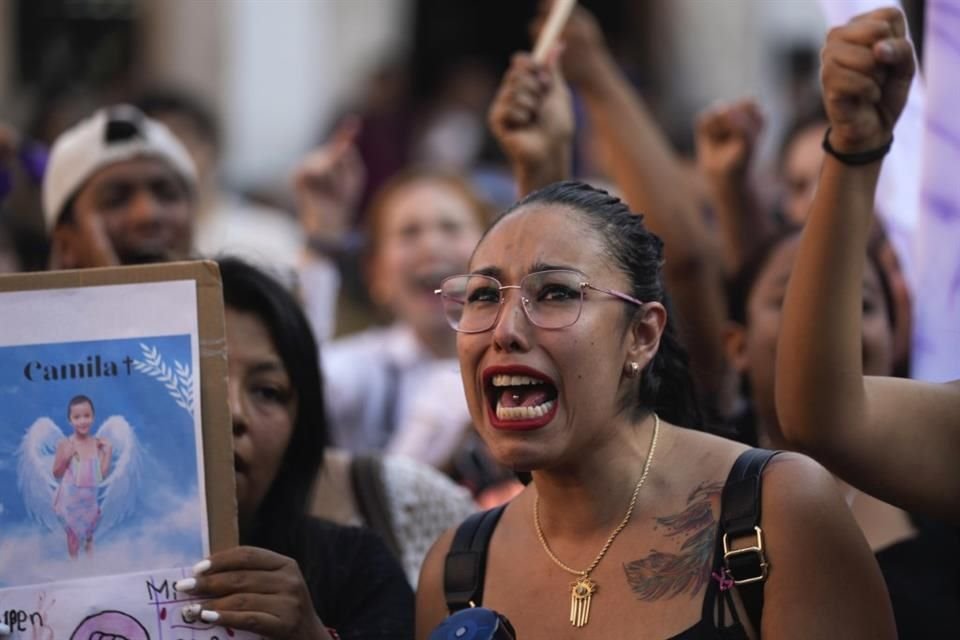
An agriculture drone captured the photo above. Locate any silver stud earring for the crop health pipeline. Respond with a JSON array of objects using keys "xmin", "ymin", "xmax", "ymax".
[{"xmin": 626, "ymin": 362, "xmax": 641, "ymax": 377}]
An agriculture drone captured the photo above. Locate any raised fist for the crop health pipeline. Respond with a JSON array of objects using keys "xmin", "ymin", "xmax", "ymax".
[
  {"xmin": 820, "ymin": 7, "xmax": 915, "ymax": 153},
  {"xmin": 488, "ymin": 51, "xmax": 573, "ymax": 171},
  {"xmin": 293, "ymin": 117, "xmax": 366, "ymax": 244},
  {"xmin": 695, "ymin": 99, "xmax": 764, "ymax": 182}
]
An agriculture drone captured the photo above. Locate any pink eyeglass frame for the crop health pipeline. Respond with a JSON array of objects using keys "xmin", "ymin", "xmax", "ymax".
[{"xmin": 434, "ymin": 269, "xmax": 646, "ymax": 333}]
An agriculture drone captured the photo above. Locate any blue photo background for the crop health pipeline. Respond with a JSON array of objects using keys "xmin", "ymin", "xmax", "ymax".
[{"xmin": 0, "ymin": 334, "xmax": 207, "ymax": 588}]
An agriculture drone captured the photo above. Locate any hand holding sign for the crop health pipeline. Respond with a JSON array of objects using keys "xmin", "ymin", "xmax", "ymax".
[
  {"xmin": 488, "ymin": 50, "xmax": 573, "ymax": 177},
  {"xmin": 177, "ymin": 547, "xmax": 331, "ymax": 640},
  {"xmin": 531, "ymin": 2, "xmax": 611, "ymax": 91},
  {"xmin": 532, "ymin": 0, "xmax": 576, "ymax": 63}
]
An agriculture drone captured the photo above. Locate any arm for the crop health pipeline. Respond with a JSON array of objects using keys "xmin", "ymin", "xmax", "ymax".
[
  {"xmin": 760, "ymin": 454, "xmax": 895, "ymax": 638},
  {"xmin": 554, "ymin": 7, "xmax": 729, "ymax": 402},
  {"xmin": 774, "ymin": 8, "xmax": 960, "ymax": 523},
  {"xmin": 415, "ymin": 527, "xmax": 456, "ymax": 640},
  {"xmin": 293, "ymin": 117, "xmax": 365, "ymax": 252},
  {"xmin": 97, "ymin": 438, "xmax": 112, "ymax": 478},
  {"xmin": 292, "ymin": 118, "xmax": 365, "ymax": 342},
  {"xmin": 488, "ymin": 50, "xmax": 573, "ymax": 196},
  {"xmin": 52, "ymin": 438, "xmax": 74, "ymax": 479},
  {"xmin": 694, "ymin": 100, "xmax": 773, "ymax": 274}
]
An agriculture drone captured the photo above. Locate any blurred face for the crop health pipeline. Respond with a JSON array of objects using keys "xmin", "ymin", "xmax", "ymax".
[
  {"xmin": 735, "ymin": 236, "xmax": 893, "ymax": 423},
  {"xmin": 225, "ymin": 308, "xmax": 296, "ymax": 523},
  {"xmin": 782, "ymin": 122, "xmax": 827, "ymax": 225},
  {"xmin": 369, "ymin": 179, "xmax": 483, "ymax": 335},
  {"xmin": 457, "ymin": 205, "xmax": 653, "ymax": 471},
  {"xmin": 57, "ymin": 157, "xmax": 193, "ymax": 267},
  {"xmin": 68, "ymin": 401, "xmax": 94, "ymax": 436}
]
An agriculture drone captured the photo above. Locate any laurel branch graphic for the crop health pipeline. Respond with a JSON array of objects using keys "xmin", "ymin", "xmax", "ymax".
[{"xmin": 132, "ymin": 343, "xmax": 196, "ymax": 418}]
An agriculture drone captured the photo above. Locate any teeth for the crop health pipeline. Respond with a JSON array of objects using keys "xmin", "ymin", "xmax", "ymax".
[
  {"xmin": 491, "ymin": 374, "xmax": 545, "ymax": 387},
  {"xmin": 495, "ymin": 399, "xmax": 555, "ymax": 421}
]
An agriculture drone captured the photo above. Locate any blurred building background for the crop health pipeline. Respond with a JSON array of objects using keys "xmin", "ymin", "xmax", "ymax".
[{"xmin": 0, "ymin": 0, "xmax": 839, "ymax": 196}]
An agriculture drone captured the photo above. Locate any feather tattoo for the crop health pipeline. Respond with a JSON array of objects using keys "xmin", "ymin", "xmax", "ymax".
[{"xmin": 623, "ymin": 481, "xmax": 723, "ymax": 601}]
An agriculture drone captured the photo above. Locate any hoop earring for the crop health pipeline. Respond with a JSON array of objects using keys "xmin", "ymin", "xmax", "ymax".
[{"xmin": 626, "ymin": 362, "xmax": 641, "ymax": 378}]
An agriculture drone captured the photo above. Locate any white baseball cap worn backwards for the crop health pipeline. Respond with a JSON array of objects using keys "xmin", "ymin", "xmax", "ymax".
[{"xmin": 42, "ymin": 104, "xmax": 198, "ymax": 233}]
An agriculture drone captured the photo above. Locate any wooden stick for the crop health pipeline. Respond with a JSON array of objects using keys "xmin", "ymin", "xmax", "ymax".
[{"xmin": 532, "ymin": 0, "xmax": 577, "ymax": 63}]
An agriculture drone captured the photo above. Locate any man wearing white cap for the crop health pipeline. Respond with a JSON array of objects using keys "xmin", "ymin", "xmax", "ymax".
[{"xmin": 43, "ymin": 104, "xmax": 198, "ymax": 269}]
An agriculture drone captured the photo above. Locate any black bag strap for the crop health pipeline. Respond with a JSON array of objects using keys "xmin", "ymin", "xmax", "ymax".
[
  {"xmin": 443, "ymin": 504, "xmax": 508, "ymax": 612},
  {"xmin": 719, "ymin": 448, "xmax": 780, "ymax": 634},
  {"xmin": 350, "ymin": 454, "xmax": 404, "ymax": 562}
]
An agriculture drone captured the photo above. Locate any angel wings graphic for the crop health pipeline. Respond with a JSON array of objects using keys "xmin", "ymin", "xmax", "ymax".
[{"xmin": 15, "ymin": 416, "xmax": 142, "ymax": 557}]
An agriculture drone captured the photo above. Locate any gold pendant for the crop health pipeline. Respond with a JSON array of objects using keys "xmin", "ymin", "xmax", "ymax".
[{"xmin": 569, "ymin": 576, "xmax": 597, "ymax": 627}]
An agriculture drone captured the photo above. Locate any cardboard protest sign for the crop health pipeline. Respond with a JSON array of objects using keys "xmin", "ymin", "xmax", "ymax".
[{"xmin": 0, "ymin": 261, "xmax": 254, "ymax": 638}]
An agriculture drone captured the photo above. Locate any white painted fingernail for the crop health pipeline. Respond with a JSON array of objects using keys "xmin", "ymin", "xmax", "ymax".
[
  {"xmin": 192, "ymin": 559, "xmax": 212, "ymax": 575},
  {"xmin": 175, "ymin": 577, "xmax": 197, "ymax": 592},
  {"xmin": 0, "ymin": 622, "xmax": 11, "ymax": 635},
  {"xmin": 181, "ymin": 604, "xmax": 201, "ymax": 623},
  {"xmin": 200, "ymin": 610, "xmax": 220, "ymax": 623}
]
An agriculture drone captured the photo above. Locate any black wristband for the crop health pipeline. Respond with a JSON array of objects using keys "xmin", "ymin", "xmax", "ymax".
[{"xmin": 822, "ymin": 127, "xmax": 893, "ymax": 166}]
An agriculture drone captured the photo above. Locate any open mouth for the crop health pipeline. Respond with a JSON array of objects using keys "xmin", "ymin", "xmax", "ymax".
[{"xmin": 483, "ymin": 366, "xmax": 559, "ymax": 430}]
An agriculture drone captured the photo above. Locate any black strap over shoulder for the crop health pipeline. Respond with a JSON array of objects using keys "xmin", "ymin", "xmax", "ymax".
[
  {"xmin": 719, "ymin": 448, "xmax": 780, "ymax": 634},
  {"xmin": 443, "ymin": 505, "xmax": 507, "ymax": 612}
]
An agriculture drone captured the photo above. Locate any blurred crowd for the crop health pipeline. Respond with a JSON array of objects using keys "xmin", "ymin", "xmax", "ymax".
[{"xmin": 0, "ymin": 2, "xmax": 957, "ymax": 640}]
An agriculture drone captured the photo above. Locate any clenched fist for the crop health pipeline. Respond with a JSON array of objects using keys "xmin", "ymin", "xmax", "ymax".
[
  {"xmin": 820, "ymin": 7, "xmax": 915, "ymax": 154},
  {"xmin": 488, "ymin": 51, "xmax": 573, "ymax": 172},
  {"xmin": 695, "ymin": 99, "xmax": 764, "ymax": 182}
]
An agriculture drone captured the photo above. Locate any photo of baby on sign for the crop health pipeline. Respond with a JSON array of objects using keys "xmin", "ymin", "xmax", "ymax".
[
  {"xmin": 0, "ymin": 265, "xmax": 254, "ymax": 640},
  {"xmin": 3, "ymin": 334, "xmax": 206, "ymax": 587},
  {"xmin": 0, "ymin": 302, "xmax": 208, "ymax": 589}
]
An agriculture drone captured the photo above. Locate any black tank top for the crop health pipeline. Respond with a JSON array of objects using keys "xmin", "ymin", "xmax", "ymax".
[{"xmin": 443, "ymin": 451, "xmax": 780, "ymax": 639}]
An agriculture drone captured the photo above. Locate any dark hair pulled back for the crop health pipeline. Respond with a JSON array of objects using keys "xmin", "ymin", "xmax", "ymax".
[{"xmin": 495, "ymin": 181, "xmax": 703, "ymax": 429}]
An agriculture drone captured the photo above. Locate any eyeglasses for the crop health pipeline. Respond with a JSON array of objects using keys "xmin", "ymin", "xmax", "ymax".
[{"xmin": 435, "ymin": 269, "xmax": 644, "ymax": 333}]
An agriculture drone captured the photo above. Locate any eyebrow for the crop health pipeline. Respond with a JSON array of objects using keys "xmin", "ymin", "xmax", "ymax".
[
  {"xmin": 531, "ymin": 261, "xmax": 579, "ymax": 274},
  {"xmin": 470, "ymin": 262, "xmax": 581, "ymax": 280},
  {"xmin": 471, "ymin": 266, "xmax": 503, "ymax": 279},
  {"xmin": 247, "ymin": 361, "xmax": 287, "ymax": 376}
]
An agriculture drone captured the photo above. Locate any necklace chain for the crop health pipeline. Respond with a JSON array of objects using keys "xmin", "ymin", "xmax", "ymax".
[{"xmin": 534, "ymin": 414, "xmax": 660, "ymax": 578}]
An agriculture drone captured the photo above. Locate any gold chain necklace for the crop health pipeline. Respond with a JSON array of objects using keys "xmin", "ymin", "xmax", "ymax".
[{"xmin": 534, "ymin": 413, "xmax": 660, "ymax": 628}]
